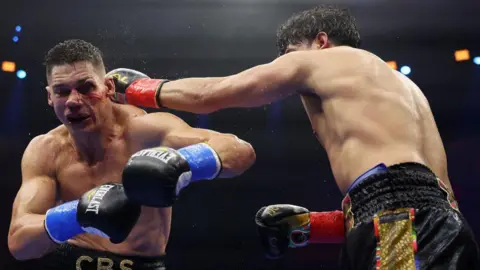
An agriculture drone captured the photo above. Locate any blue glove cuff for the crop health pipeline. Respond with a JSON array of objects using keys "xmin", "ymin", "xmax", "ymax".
[
  {"xmin": 178, "ymin": 143, "xmax": 221, "ymax": 181},
  {"xmin": 44, "ymin": 200, "xmax": 84, "ymax": 244}
]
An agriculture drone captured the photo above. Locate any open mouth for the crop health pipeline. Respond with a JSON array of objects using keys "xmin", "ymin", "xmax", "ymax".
[{"xmin": 67, "ymin": 115, "xmax": 90, "ymax": 124}]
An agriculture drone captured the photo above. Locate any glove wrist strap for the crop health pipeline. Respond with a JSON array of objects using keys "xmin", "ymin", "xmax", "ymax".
[
  {"xmin": 155, "ymin": 80, "xmax": 169, "ymax": 108},
  {"xmin": 44, "ymin": 200, "xmax": 84, "ymax": 244},
  {"xmin": 309, "ymin": 211, "xmax": 345, "ymax": 244},
  {"xmin": 125, "ymin": 78, "xmax": 169, "ymax": 108},
  {"xmin": 178, "ymin": 143, "xmax": 222, "ymax": 181}
]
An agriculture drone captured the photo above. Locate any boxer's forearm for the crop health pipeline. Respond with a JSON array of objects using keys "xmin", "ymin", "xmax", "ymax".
[
  {"xmin": 159, "ymin": 77, "xmax": 226, "ymax": 114},
  {"xmin": 8, "ymin": 214, "xmax": 57, "ymax": 260},
  {"xmin": 160, "ymin": 75, "xmax": 294, "ymax": 113},
  {"xmin": 158, "ymin": 56, "xmax": 303, "ymax": 113},
  {"xmin": 206, "ymin": 133, "xmax": 256, "ymax": 178}
]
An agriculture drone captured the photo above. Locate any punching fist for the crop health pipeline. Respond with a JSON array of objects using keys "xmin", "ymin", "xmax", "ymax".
[
  {"xmin": 106, "ymin": 68, "xmax": 168, "ymax": 108},
  {"xmin": 44, "ymin": 183, "xmax": 141, "ymax": 244},
  {"xmin": 122, "ymin": 147, "xmax": 190, "ymax": 208},
  {"xmin": 77, "ymin": 183, "xmax": 142, "ymax": 243},
  {"xmin": 255, "ymin": 204, "xmax": 345, "ymax": 259},
  {"xmin": 255, "ymin": 204, "xmax": 311, "ymax": 259},
  {"xmin": 122, "ymin": 144, "xmax": 222, "ymax": 208}
]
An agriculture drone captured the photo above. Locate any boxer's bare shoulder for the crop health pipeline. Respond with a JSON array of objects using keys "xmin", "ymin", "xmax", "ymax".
[
  {"xmin": 23, "ymin": 127, "xmax": 67, "ymax": 173},
  {"xmin": 120, "ymin": 104, "xmax": 147, "ymax": 117}
]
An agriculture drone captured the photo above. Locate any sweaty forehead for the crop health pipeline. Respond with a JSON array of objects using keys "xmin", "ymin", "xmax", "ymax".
[{"xmin": 49, "ymin": 61, "xmax": 101, "ymax": 86}]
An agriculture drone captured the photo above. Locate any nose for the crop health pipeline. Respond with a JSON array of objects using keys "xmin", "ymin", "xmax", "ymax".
[{"xmin": 65, "ymin": 89, "xmax": 82, "ymax": 110}]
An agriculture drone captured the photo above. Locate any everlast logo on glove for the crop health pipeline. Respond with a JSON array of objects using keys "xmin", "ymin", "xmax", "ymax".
[
  {"xmin": 131, "ymin": 149, "xmax": 176, "ymax": 164},
  {"xmin": 122, "ymin": 147, "xmax": 191, "ymax": 207},
  {"xmin": 85, "ymin": 185, "xmax": 115, "ymax": 214},
  {"xmin": 77, "ymin": 183, "xmax": 141, "ymax": 244}
]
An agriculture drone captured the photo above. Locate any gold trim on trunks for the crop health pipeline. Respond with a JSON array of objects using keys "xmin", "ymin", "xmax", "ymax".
[{"xmin": 373, "ymin": 208, "xmax": 418, "ymax": 270}]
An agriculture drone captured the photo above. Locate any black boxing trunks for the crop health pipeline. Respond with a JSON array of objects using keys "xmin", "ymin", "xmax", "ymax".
[
  {"xmin": 340, "ymin": 162, "xmax": 479, "ymax": 269},
  {"xmin": 37, "ymin": 243, "xmax": 166, "ymax": 270}
]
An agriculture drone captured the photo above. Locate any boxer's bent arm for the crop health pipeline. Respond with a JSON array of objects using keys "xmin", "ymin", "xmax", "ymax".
[
  {"xmin": 158, "ymin": 47, "xmax": 364, "ymax": 113},
  {"xmin": 164, "ymin": 125, "xmax": 256, "ymax": 178},
  {"xmin": 130, "ymin": 113, "xmax": 256, "ymax": 178},
  {"xmin": 8, "ymin": 136, "xmax": 58, "ymax": 260}
]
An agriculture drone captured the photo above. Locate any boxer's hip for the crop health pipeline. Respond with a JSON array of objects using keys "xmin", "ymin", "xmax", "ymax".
[
  {"xmin": 340, "ymin": 162, "xmax": 479, "ymax": 269},
  {"xmin": 342, "ymin": 162, "xmax": 459, "ymax": 229},
  {"xmin": 39, "ymin": 243, "xmax": 166, "ymax": 270}
]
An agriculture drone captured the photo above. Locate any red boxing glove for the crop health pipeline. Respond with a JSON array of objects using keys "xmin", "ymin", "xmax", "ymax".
[{"xmin": 106, "ymin": 68, "xmax": 168, "ymax": 108}]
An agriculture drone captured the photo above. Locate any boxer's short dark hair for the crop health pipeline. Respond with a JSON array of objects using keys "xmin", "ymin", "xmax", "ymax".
[
  {"xmin": 276, "ymin": 5, "xmax": 361, "ymax": 55},
  {"xmin": 45, "ymin": 39, "xmax": 105, "ymax": 76}
]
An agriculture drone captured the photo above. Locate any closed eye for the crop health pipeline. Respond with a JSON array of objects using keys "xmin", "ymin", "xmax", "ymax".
[
  {"xmin": 76, "ymin": 82, "xmax": 95, "ymax": 94},
  {"xmin": 53, "ymin": 87, "xmax": 71, "ymax": 97}
]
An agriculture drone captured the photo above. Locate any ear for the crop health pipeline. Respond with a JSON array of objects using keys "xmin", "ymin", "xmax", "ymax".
[
  {"xmin": 313, "ymin": 32, "xmax": 330, "ymax": 49},
  {"xmin": 104, "ymin": 77, "xmax": 115, "ymax": 98},
  {"xmin": 45, "ymin": 86, "xmax": 53, "ymax": 107}
]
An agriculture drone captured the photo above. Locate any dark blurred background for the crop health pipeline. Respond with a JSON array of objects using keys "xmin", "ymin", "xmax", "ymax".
[{"xmin": 1, "ymin": 0, "xmax": 480, "ymax": 269}]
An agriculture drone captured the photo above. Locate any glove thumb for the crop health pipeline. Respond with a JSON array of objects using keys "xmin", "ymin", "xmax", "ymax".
[{"xmin": 255, "ymin": 206, "xmax": 289, "ymax": 259}]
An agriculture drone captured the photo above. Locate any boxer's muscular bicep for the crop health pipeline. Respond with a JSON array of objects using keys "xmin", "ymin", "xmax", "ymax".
[
  {"xmin": 160, "ymin": 48, "xmax": 366, "ymax": 113},
  {"xmin": 11, "ymin": 178, "xmax": 56, "ymax": 221},
  {"xmin": 130, "ymin": 113, "xmax": 255, "ymax": 178},
  {"xmin": 10, "ymin": 137, "xmax": 57, "ymax": 233},
  {"xmin": 203, "ymin": 48, "xmax": 368, "ymax": 105},
  {"xmin": 8, "ymin": 136, "xmax": 61, "ymax": 260},
  {"xmin": 203, "ymin": 55, "xmax": 307, "ymax": 108}
]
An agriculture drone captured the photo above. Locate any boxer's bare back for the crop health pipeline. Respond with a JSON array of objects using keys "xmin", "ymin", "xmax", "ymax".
[
  {"xmin": 158, "ymin": 45, "xmax": 452, "ymax": 194},
  {"xmin": 292, "ymin": 47, "xmax": 451, "ymax": 193}
]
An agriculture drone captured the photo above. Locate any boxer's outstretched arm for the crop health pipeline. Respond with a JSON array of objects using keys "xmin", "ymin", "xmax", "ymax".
[
  {"xmin": 129, "ymin": 112, "xmax": 256, "ymax": 178},
  {"xmin": 158, "ymin": 47, "xmax": 361, "ymax": 113},
  {"xmin": 8, "ymin": 136, "xmax": 58, "ymax": 260},
  {"xmin": 158, "ymin": 52, "xmax": 308, "ymax": 113}
]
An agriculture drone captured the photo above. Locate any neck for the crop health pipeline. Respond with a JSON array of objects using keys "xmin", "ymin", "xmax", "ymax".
[{"xmin": 69, "ymin": 106, "xmax": 122, "ymax": 164}]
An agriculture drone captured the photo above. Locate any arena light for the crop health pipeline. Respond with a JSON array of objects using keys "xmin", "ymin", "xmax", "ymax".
[
  {"xmin": 2, "ymin": 61, "xmax": 16, "ymax": 72},
  {"xmin": 454, "ymin": 49, "xmax": 470, "ymax": 62},
  {"xmin": 386, "ymin": 61, "xmax": 397, "ymax": 70},
  {"xmin": 400, "ymin": 66, "xmax": 411, "ymax": 75},
  {"xmin": 473, "ymin": 57, "xmax": 480, "ymax": 66},
  {"xmin": 16, "ymin": 70, "xmax": 26, "ymax": 79},
  {"xmin": 15, "ymin": 25, "xmax": 22, "ymax": 32},
  {"xmin": 12, "ymin": 36, "xmax": 19, "ymax": 43}
]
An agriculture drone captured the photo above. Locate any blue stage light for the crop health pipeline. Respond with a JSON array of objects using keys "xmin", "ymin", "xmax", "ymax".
[
  {"xmin": 473, "ymin": 57, "xmax": 480, "ymax": 66},
  {"xmin": 400, "ymin": 66, "xmax": 411, "ymax": 75},
  {"xmin": 17, "ymin": 70, "xmax": 26, "ymax": 79}
]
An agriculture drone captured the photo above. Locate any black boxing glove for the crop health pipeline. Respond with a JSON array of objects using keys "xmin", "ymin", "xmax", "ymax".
[
  {"xmin": 77, "ymin": 183, "xmax": 141, "ymax": 243},
  {"xmin": 45, "ymin": 183, "xmax": 141, "ymax": 244},
  {"xmin": 255, "ymin": 204, "xmax": 311, "ymax": 259},
  {"xmin": 122, "ymin": 144, "xmax": 222, "ymax": 207},
  {"xmin": 255, "ymin": 204, "xmax": 345, "ymax": 259},
  {"xmin": 106, "ymin": 68, "xmax": 169, "ymax": 108}
]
